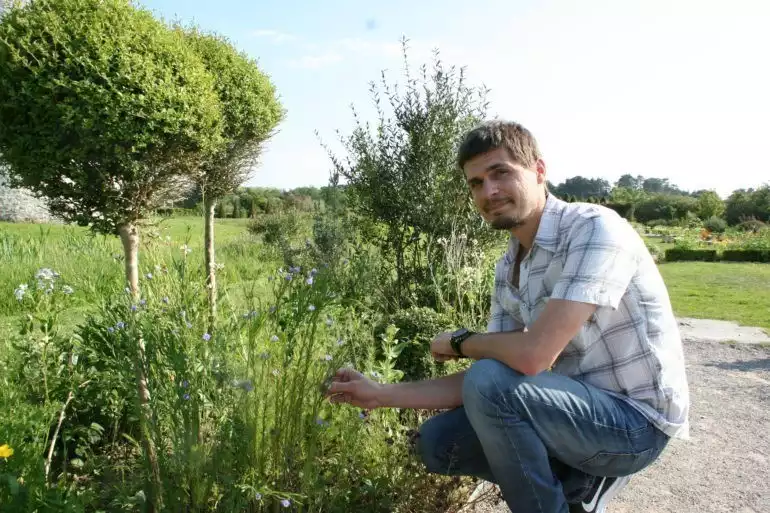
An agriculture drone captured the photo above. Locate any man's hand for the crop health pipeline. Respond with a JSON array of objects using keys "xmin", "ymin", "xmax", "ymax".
[
  {"xmin": 430, "ymin": 332, "xmax": 459, "ymax": 362},
  {"xmin": 325, "ymin": 368, "xmax": 383, "ymax": 409}
]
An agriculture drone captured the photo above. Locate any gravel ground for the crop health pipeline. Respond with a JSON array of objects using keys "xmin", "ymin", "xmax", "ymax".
[{"xmin": 459, "ymin": 339, "xmax": 770, "ymax": 513}]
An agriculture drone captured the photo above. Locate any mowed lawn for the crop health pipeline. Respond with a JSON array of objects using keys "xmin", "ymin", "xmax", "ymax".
[{"xmin": 659, "ymin": 262, "xmax": 770, "ymax": 330}]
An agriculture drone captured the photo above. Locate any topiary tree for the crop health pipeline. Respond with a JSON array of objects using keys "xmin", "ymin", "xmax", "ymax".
[
  {"xmin": 181, "ymin": 27, "xmax": 284, "ymax": 331},
  {"xmin": 696, "ymin": 190, "xmax": 725, "ymax": 220},
  {"xmin": 0, "ymin": 1, "xmax": 224, "ymax": 509}
]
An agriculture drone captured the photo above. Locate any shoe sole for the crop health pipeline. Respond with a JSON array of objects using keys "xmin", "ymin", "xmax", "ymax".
[{"xmin": 594, "ymin": 475, "xmax": 631, "ymax": 513}]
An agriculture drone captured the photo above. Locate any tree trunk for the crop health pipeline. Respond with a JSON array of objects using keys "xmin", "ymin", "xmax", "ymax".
[
  {"xmin": 204, "ymin": 196, "xmax": 217, "ymax": 333},
  {"xmin": 118, "ymin": 223, "xmax": 163, "ymax": 513}
]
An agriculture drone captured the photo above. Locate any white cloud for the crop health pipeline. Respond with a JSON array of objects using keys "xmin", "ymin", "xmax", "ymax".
[
  {"xmin": 287, "ymin": 52, "xmax": 344, "ymax": 70},
  {"xmin": 250, "ymin": 29, "xmax": 296, "ymax": 44}
]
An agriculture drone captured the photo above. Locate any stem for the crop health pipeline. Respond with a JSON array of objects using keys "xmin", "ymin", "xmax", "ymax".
[
  {"xmin": 118, "ymin": 223, "xmax": 163, "ymax": 513},
  {"xmin": 204, "ymin": 196, "xmax": 217, "ymax": 334},
  {"xmin": 45, "ymin": 391, "xmax": 74, "ymax": 485}
]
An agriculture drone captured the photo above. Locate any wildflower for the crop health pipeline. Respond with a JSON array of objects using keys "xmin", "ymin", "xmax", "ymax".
[
  {"xmin": 336, "ymin": 339, "xmax": 345, "ymax": 346},
  {"xmin": 116, "ymin": 321, "xmax": 125, "ymax": 329},
  {"xmin": 322, "ymin": 354, "xmax": 333, "ymax": 362},
  {"xmin": 181, "ymin": 380, "xmax": 189, "ymax": 388},
  {"xmin": 270, "ymin": 335, "xmax": 279, "ymax": 342},
  {"xmin": 308, "ymin": 305, "xmax": 315, "ymax": 312},
  {"xmin": 255, "ymin": 492, "xmax": 262, "ymax": 501},
  {"xmin": 306, "ymin": 276, "xmax": 314, "ymax": 286},
  {"xmin": 272, "ymin": 369, "xmax": 280, "ymax": 377},
  {"xmin": 325, "ymin": 317, "xmax": 333, "ymax": 327},
  {"xmin": 180, "ymin": 244, "xmax": 192, "ymax": 255},
  {"xmin": 162, "ymin": 297, "xmax": 169, "ymax": 304},
  {"xmin": 359, "ymin": 411, "xmax": 368, "ymax": 419},
  {"xmin": 107, "ymin": 327, "xmax": 115, "ymax": 333},
  {"xmin": 183, "ymin": 393, "xmax": 191, "ymax": 401},
  {"xmin": 202, "ymin": 333, "xmax": 211, "ymax": 341},
  {"xmin": 342, "ymin": 258, "xmax": 349, "ymax": 265},
  {"xmin": 35, "ymin": 268, "xmax": 58, "ymax": 281},
  {"xmin": 125, "ymin": 287, "xmax": 131, "ymax": 294},
  {"xmin": 281, "ymin": 499, "xmax": 291, "ymax": 508},
  {"xmin": 14, "ymin": 284, "xmax": 27, "ymax": 301},
  {"xmin": 0, "ymin": 444, "xmax": 13, "ymax": 459},
  {"xmin": 131, "ymin": 305, "xmax": 137, "ymax": 312},
  {"xmin": 289, "ymin": 266, "xmax": 301, "ymax": 274},
  {"xmin": 62, "ymin": 285, "xmax": 74, "ymax": 295},
  {"xmin": 139, "ymin": 299, "xmax": 146, "ymax": 306},
  {"xmin": 186, "ymin": 322, "xmax": 193, "ymax": 329},
  {"xmin": 285, "ymin": 274, "xmax": 293, "ymax": 282},
  {"xmin": 145, "ymin": 273, "xmax": 153, "ymax": 280},
  {"xmin": 310, "ymin": 268, "xmax": 318, "ymax": 276}
]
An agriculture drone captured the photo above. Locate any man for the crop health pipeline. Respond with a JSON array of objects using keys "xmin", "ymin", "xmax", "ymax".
[{"xmin": 326, "ymin": 120, "xmax": 690, "ymax": 513}]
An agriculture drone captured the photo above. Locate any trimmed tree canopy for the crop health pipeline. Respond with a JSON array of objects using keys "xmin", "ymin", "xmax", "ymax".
[
  {"xmin": 181, "ymin": 27, "xmax": 284, "ymax": 197},
  {"xmin": 0, "ymin": 0, "xmax": 223, "ymax": 234}
]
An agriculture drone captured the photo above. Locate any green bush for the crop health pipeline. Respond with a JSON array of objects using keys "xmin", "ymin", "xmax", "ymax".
[
  {"xmin": 737, "ymin": 219, "xmax": 768, "ymax": 233},
  {"xmin": 722, "ymin": 249, "xmax": 770, "ymax": 263},
  {"xmin": 376, "ymin": 307, "xmax": 455, "ymax": 382},
  {"xmin": 248, "ymin": 210, "xmax": 302, "ymax": 245},
  {"xmin": 704, "ymin": 216, "xmax": 727, "ymax": 233},
  {"xmin": 664, "ymin": 248, "xmax": 718, "ymax": 262}
]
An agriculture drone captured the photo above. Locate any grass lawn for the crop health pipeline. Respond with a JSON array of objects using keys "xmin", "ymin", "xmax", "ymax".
[{"xmin": 659, "ymin": 262, "xmax": 770, "ymax": 330}]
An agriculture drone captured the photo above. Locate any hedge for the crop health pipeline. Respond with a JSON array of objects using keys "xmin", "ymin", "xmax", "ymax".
[
  {"xmin": 721, "ymin": 249, "xmax": 770, "ymax": 263},
  {"xmin": 664, "ymin": 248, "xmax": 719, "ymax": 262}
]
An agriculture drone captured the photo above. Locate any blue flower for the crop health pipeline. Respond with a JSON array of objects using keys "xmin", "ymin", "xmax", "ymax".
[
  {"xmin": 285, "ymin": 274, "xmax": 293, "ymax": 282},
  {"xmin": 131, "ymin": 305, "xmax": 137, "ymax": 312},
  {"xmin": 308, "ymin": 305, "xmax": 315, "ymax": 312},
  {"xmin": 139, "ymin": 299, "xmax": 146, "ymax": 306},
  {"xmin": 281, "ymin": 499, "xmax": 291, "ymax": 508},
  {"xmin": 107, "ymin": 327, "xmax": 115, "ymax": 333},
  {"xmin": 116, "ymin": 321, "xmax": 125, "ymax": 329},
  {"xmin": 336, "ymin": 339, "xmax": 345, "ymax": 346},
  {"xmin": 306, "ymin": 276, "xmax": 314, "ymax": 286},
  {"xmin": 183, "ymin": 393, "xmax": 190, "ymax": 401},
  {"xmin": 162, "ymin": 297, "xmax": 169, "ymax": 304},
  {"xmin": 270, "ymin": 335, "xmax": 279, "ymax": 342},
  {"xmin": 202, "ymin": 333, "xmax": 211, "ymax": 341},
  {"xmin": 181, "ymin": 380, "xmax": 189, "ymax": 388},
  {"xmin": 255, "ymin": 492, "xmax": 262, "ymax": 501}
]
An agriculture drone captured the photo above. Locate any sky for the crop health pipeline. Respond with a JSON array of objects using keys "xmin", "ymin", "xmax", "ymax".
[{"xmin": 138, "ymin": 0, "xmax": 770, "ymax": 198}]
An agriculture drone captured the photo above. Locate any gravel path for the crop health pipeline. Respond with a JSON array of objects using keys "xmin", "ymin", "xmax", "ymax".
[{"xmin": 460, "ymin": 339, "xmax": 770, "ymax": 513}]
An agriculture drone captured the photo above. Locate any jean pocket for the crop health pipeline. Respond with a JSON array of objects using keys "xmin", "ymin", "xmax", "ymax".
[{"xmin": 578, "ymin": 448, "xmax": 655, "ymax": 477}]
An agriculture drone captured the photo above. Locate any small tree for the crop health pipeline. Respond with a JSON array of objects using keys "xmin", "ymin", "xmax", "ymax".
[
  {"xmin": 0, "ymin": 1, "xmax": 223, "ymax": 510},
  {"xmin": 323, "ymin": 40, "xmax": 491, "ymax": 311},
  {"xmin": 182, "ymin": 27, "xmax": 284, "ymax": 331},
  {"xmin": 696, "ymin": 190, "xmax": 725, "ymax": 220}
]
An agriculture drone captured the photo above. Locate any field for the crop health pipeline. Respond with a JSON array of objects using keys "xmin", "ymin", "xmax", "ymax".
[{"xmin": 1, "ymin": 216, "xmax": 768, "ymax": 512}]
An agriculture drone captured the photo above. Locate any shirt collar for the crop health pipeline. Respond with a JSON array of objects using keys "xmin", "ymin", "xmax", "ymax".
[{"xmin": 505, "ymin": 193, "xmax": 566, "ymax": 261}]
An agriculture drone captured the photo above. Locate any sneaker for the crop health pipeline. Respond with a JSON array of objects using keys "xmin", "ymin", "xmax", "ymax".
[{"xmin": 568, "ymin": 475, "xmax": 631, "ymax": 513}]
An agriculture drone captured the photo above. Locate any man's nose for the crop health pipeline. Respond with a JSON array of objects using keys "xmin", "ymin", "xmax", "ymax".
[{"xmin": 482, "ymin": 180, "xmax": 499, "ymax": 200}]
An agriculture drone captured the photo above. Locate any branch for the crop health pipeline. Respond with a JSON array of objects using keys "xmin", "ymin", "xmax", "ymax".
[{"xmin": 45, "ymin": 379, "xmax": 90, "ymax": 485}]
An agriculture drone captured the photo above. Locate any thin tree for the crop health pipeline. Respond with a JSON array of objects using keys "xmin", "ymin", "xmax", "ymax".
[
  {"xmin": 182, "ymin": 27, "xmax": 284, "ymax": 332},
  {"xmin": 0, "ymin": 1, "xmax": 223, "ymax": 510}
]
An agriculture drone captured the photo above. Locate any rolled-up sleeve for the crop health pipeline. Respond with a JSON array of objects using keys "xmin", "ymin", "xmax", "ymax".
[{"xmin": 550, "ymin": 216, "xmax": 640, "ymax": 310}]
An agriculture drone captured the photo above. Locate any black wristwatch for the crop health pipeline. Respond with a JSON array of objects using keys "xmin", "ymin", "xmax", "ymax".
[{"xmin": 450, "ymin": 327, "xmax": 475, "ymax": 358}]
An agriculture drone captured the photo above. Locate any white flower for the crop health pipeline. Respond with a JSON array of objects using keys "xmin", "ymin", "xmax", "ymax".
[
  {"xmin": 145, "ymin": 273, "xmax": 153, "ymax": 280},
  {"xmin": 180, "ymin": 244, "xmax": 192, "ymax": 255},
  {"xmin": 14, "ymin": 284, "xmax": 27, "ymax": 301},
  {"xmin": 35, "ymin": 268, "xmax": 58, "ymax": 281},
  {"xmin": 61, "ymin": 285, "xmax": 74, "ymax": 295}
]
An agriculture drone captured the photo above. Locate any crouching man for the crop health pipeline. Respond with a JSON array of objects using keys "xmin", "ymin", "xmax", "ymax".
[{"xmin": 326, "ymin": 120, "xmax": 690, "ymax": 513}]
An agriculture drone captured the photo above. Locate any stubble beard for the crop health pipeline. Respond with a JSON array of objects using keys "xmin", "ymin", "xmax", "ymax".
[{"xmin": 490, "ymin": 215, "xmax": 525, "ymax": 230}]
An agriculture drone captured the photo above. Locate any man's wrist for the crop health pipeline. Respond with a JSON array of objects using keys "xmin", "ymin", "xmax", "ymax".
[{"xmin": 373, "ymin": 382, "xmax": 389, "ymax": 408}]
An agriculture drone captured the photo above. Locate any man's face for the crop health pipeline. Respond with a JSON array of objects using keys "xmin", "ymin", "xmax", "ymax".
[{"xmin": 463, "ymin": 147, "xmax": 545, "ymax": 230}]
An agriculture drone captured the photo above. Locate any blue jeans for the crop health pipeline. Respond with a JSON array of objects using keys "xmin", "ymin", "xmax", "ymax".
[{"xmin": 416, "ymin": 359, "xmax": 670, "ymax": 513}]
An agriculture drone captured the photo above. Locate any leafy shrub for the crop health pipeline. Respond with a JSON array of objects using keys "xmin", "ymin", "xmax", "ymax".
[
  {"xmin": 646, "ymin": 218, "xmax": 672, "ymax": 227},
  {"xmin": 721, "ymin": 249, "xmax": 770, "ymax": 263},
  {"xmin": 645, "ymin": 241, "xmax": 664, "ymax": 262},
  {"xmin": 737, "ymin": 219, "xmax": 768, "ymax": 233},
  {"xmin": 664, "ymin": 248, "xmax": 718, "ymax": 262},
  {"xmin": 703, "ymin": 216, "xmax": 727, "ymax": 233},
  {"xmin": 376, "ymin": 307, "xmax": 455, "ymax": 381}
]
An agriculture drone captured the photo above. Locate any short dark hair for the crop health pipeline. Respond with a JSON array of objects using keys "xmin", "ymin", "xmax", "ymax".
[{"xmin": 456, "ymin": 120, "xmax": 542, "ymax": 170}]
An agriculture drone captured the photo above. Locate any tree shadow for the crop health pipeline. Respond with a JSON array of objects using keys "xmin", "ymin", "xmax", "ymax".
[{"xmin": 704, "ymin": 357, "xmax": 770, "ymax": 373}]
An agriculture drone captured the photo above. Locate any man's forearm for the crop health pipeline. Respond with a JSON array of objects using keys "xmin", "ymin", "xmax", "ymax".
[{"xmin": 376, "ymin": 371, "xmax": 466, "ymax": 410}]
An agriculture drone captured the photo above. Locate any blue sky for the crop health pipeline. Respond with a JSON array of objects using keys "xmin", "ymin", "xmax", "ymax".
[{"xmin": 138, "ymin": 0, "xmax": 769, "ymax": 198}]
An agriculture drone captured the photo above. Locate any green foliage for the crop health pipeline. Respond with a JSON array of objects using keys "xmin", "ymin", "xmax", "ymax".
[
  {"xmin": 725, "ymin": 185, "xmax": 770, "ymax": 225},
  {"xmin": 721, "ymin": 249, "xmax": 770, "ymax": 263},
  {"xmin": 0, "ymin": 0, "xmax": 223, "ymax": 234},
  {"xmin": 181, "ymin": 27, "xmax": 283, "ymax": 199},
  {"xmin": 696, "ymin": 190, "xmax": 725, "ymax": 220},
  {"xmin": 703, "ymin": 216, "xmax": 727, "ymax": 233},
  {"xmin": 664, "ymin": 248, "xmax": 719, "ymax": 262},
  {"xmin": 736, "ymin": 219, "xmax": 768, "ymax": 233},
  {"xmin": 324, "ymin": 39, "xmax": 495, "ymax": 311}
]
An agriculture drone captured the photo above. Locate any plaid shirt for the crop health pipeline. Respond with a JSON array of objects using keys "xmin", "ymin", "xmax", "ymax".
[{"xmin": 487, "ymin": 194, "xmax": 690, "ymax": 439}]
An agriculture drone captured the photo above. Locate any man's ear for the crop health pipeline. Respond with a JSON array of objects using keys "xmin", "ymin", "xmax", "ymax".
[{"xmin": 535, "ymin": 158, "xmax": 547, "ymax": 185}]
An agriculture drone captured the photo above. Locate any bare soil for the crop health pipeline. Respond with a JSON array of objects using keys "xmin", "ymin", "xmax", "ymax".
[{"xmin": 459, "ymin": 339, "xmax": 770, "ymax": 513}]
